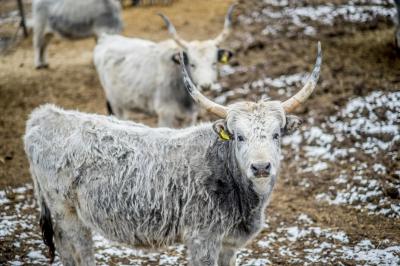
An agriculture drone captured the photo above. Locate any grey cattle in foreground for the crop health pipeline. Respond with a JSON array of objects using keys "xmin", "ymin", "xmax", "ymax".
[
  {"xmin": 33, "ymin": 0, "xmax": 122, "ymax": 69},
  {"xmin": 94, "ymin": 5, "xmax": 235, "ymax": 127},
  {"xmin": 24, "ymin": 43, "xmax": 321, "ymax": 266}
]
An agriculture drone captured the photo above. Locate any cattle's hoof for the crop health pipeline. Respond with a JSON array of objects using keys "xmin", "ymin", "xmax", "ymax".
[{"xmin": 35, "ymin": 63, "xmax": 49, "ymax": 70}]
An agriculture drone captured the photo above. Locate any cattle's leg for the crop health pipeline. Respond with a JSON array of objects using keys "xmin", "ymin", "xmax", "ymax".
[
  {"xmin": 106, "ymin": 101, "xmax": 114, "ymax": 115},
  {"xmin": 157, "ymin": 110, "xmax": 178, "ymax": 127},
  {"xmin": 33, "ymin": 4, "xmax": 50, "ymax": 69},
  {"xmin": 190, "ymin": 111, "xmax": 199, "ymax": 126},
  {"xmin": 53, "ymin": 209, "xmax": 95, "ymax": 266},
  {"xmin": 108, "ymin": 104, "xmax": 126, "ymax": 119},
  {"xmin": 218, "ymin": 245, "xmax": 237, "ymax": 266},
  {"xmin": 186, "ymin": 235, "xmax": 221, "ymax": 266}
]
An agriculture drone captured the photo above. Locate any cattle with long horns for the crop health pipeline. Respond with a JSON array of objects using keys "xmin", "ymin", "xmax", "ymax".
[
  {"xmin": 24, "ymin": 43, "xmax": 321, "ymax": 265},
  {"xmin": 94, "ymin": 5, "xmax": 236, "ymax": 127}
]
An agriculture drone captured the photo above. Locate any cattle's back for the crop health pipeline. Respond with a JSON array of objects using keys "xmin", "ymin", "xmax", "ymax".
[
  {"xmin": 94, "ymin": 37, "xmax": 180, "ymax": 113},
  {"xmin": 39, "ymin": 0, "xmax": 122, "ymax": 38},
  {"xmin": 24, "ymin": 104, "xmax": 224, "ymax": 247}
]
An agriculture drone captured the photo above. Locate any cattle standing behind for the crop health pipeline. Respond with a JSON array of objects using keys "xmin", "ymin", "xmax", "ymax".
[
  {"xmin": 93, "ymin": 5, "xmax": 235, "ymax": 127},
  {"xmin": 24, "ymin": 43, "xmax": 321, "ymax": 265},
  {"xmin": 395, "ymin": 0, "xmax": 400, "ymax": 49},
  {"xmin": 32, "ymin": 0, "xmax": 123, "ymax": 69}
]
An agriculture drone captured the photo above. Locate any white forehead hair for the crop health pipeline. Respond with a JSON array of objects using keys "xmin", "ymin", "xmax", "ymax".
[
  {"xmin": 226, "ymin": 100, "xmax": 286, "ymax": 129},
  {"xmin": 186, "ymin": 40, "xmax": 218, "ymax": 56}
]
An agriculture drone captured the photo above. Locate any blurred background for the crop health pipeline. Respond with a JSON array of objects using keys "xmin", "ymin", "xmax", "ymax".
[{"xmin": 0, "ymin": 0, "xmax": 399, "ymax": 265}]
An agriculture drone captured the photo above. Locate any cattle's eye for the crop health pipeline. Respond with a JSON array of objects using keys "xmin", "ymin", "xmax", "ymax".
[
  {"xmin": 273, "ymin": 133, "xmax": 280, "ymax": 140},
  {"xmin": 190, "ymin": 63, "xmax": 196, "ymax": 68},
  {"xmin": 237, "ymin": 135, "xmax": 245, "ymax": 142}
]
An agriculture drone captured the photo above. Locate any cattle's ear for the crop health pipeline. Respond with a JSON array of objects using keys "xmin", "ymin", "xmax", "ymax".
[
  {"xmin": 283, "ymin": 115, "xmax": 301, "ymax": 135},
  {"xmin": 217, "ymin": 49, "xmax": 234, "ymax": 64},
  {"xmin": 212, "ymin": 119, "xmax": 231, "ymax": 141},
  {"xmin": 172, "ymin": 51, "xmax": 188, "ymax": 65}
]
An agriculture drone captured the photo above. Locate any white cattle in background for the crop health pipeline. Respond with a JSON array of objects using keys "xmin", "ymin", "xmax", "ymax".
[
  {"xmin": 94, "ymin": 5, "xmax": 236, "ymax": 127},
  {"xmin": 33, "ymin": 0, "xmax": 122, "ymax": 69}
]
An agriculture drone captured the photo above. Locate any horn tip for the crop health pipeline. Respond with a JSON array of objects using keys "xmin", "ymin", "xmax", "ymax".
[{"xmin": 157, "ymin": 12, "xmax": 166, "ymax": 19}]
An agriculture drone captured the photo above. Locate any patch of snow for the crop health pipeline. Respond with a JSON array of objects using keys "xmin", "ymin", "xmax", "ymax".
[
  {"xmin": 298, "ymin": 214, "xmax": 313, "ymax": 224},
  {"xmin": 241, "ymin": 258, "xmax": 271, "ymax": 266},
  {"xmin": 241, "ymin": 1, "xmax": 396, "ymax": 36},
  {"xmin": 341, "ymin": 240, "xmax": 400, "ymax": 265},
  {"xmin": 27, "ymin": 251, "xmax": 46, "ymax": 260},
  {"xmin": 215, "ymin": 72, "xmax": 308, "ymax": 104},
  {"xmin": 373, "ymin": 163, "xmax": 386, "ymax": 174}
]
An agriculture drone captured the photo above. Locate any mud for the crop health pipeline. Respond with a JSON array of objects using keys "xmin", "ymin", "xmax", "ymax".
[{"xmin": 0, "ymin": 0, "xmax": 399, "ymax": 265}]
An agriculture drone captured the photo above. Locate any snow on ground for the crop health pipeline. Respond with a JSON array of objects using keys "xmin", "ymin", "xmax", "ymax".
[
  {"xmin": 0, "ymin": 185, "xmax": 400, "ymax": 266},
  {"xmin": 238, "ymin": 214, "xmax": 400, "ymax": 265},
  {"xmin": 238, "ymin": 0, "xmax": 396, "ymax": 37},
  {"xmin": 0, "ymin": 185, "xmax": 187, "ymax": 265},
  {"xmin": 1, "ymin": 185, "xmax": 399, "ymax": 265},
  {"xmin": 217, "ymin": 64, "xmax": 399, "ymax": 219},
  {"xmin": 215, "ymin": 72, "xmax": 308, "ymax": 104},
  {"xmin": 283, "ymin": 91, "xmax": 400, "ymax": 218}
]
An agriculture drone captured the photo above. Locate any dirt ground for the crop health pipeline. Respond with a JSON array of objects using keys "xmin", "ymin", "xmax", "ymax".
[{"xmin": 0, "ymin": 0, "xmax": 399, "ymax": 265}]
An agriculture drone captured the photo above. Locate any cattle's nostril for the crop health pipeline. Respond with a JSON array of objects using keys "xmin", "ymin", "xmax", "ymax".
[
  {"xmin": 201, "ymin": 84, "xmax": 211, "ymax": 90},
  {"xmin": 251, "ymin": 162, "xmax": 271, "ymax": 176},
  {"xmin": 251, "ymin": 164, "xmax": 258, "ymax": 174}
]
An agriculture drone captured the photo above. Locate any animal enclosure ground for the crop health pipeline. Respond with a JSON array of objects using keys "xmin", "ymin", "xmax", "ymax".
[{"xmin": 0, "ymin": 0, "xmax": 399, "ymax": 265}]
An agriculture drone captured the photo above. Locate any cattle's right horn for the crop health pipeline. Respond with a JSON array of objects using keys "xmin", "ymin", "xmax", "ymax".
[
  {"xmin": 214, "ymin": 4, "xmax": 237, "ymax": 44},
  {"xmin": 282, "ymin": 42, "xmax": 322, "ymax": 113},
  {"xmin": 179, "ymin": 52, "xmax": 228, "ymax": 118},
  {"xmin": 158, "ymin": 13, "xmax": 189, "ymax": 49}
]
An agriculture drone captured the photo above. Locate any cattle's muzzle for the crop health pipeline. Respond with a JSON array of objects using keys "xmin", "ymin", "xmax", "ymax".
[
  {"xmin": 200, "ymin": 83, "xmax": 212, "ymax": 91},
  {"xmin": 250, "ymin": 162, "xmax": 271, "ymax": 177}
]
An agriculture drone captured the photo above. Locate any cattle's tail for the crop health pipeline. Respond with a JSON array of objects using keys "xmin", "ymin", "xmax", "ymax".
[
  {"xmin": 38, "ymin": 190, "xmax": 56, "ymax": 263},
  {"xmin": 106, "ymin": 101, "xmax": 114, "ymax": 115}
]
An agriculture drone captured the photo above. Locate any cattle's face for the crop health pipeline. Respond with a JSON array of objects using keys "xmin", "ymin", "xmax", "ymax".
[
  {"xmin": 174, "ymin": 40, "xmax": 233, "ymax": 91},
  {"xmin": 213, "ymin": 101, "xmax": 300, "ymax": 190}
]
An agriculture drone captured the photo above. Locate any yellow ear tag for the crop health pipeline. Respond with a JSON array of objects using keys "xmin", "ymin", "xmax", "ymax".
[
  {"xmin": 220, "ymin": 53, "xmax": 229, "ymax": 64},
  {"xmin": 219, "ymin": 129, "xmax": 230, "ymax": 141}
]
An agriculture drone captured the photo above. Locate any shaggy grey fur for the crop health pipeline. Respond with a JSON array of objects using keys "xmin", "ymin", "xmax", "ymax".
[{"xmin": 25, "ymin": 102, "xmax": 299, "ymax": 266}]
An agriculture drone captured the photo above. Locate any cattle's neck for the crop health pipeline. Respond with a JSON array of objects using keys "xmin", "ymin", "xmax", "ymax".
[
  {"xmin": 203, "ymin": 138, "xmax": 268, "ymax": 223},
  {"xmin": 163, "ymin": 59, "xmax": 196, "ymax": 113}
]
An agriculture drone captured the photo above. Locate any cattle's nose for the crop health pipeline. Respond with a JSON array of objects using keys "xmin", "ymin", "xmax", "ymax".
[
  {"xmin": 250, "ymin": 162, "xmax": 271, "ymax": 177},
  {"xmin": 200, "ymin": 84, "xmax": 211, "ymax": 91}
]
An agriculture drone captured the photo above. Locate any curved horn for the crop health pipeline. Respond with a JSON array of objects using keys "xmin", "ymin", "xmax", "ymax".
[
  {"xmin": 214, "ymin": 4, "xmax": 236, "ymax": 44},
  {"xmin": 282, "ymin": 42, "xmax": 322, "ymax": 113},
  {"xmin": 158, "ymin": 13, "xmax": 189, "ymax": 49},
  {"xmin": 179, "ymin": 52, "xmax": 228, "ymax": 118}
]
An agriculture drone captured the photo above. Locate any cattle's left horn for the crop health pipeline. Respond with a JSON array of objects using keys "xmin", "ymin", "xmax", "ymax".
[
  {"xmin": 282, "ymin": 42, "xmax": 322, "ymax": 113},
  {"xmin": 214, "ymin": 4, "xmax": 237, "ymax": 44},
  {"xmin": 158, "ymin": 13, "xmax": 189, "ymax": 49},
  {"xmin": 179, "ymin": 52, "xmax": 228, "ymax": 118}
]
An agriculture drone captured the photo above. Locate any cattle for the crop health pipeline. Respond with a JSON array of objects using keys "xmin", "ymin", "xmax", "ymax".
[
  {"xmin": 395, "ymin": 0, "xmax": 400, "ymax": 49},
  {"xmin": 24, "ymin": 43, "xmax": 321, "ymax": 266},
  {"xmin": 32, "ymin": 0, "xmax": 122, "ymax": 69},
  {"xmin": 93, "ymin": 5, "xmax": 236, "ymax": 127}
]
